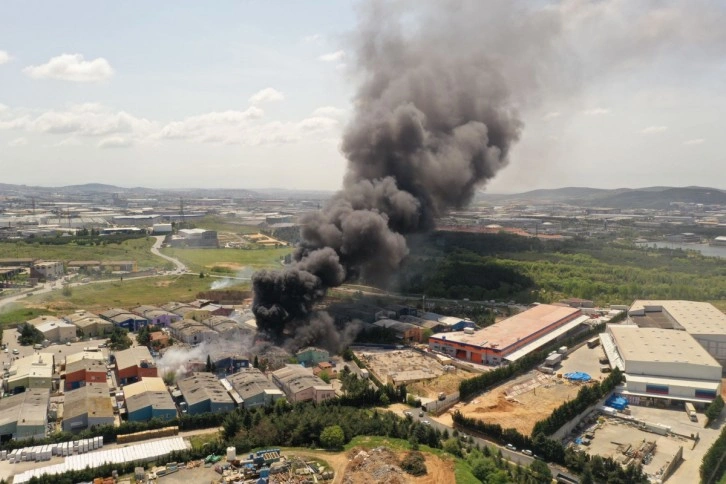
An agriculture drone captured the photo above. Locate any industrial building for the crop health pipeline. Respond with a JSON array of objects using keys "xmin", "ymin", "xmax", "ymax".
[
  {"xmin": 429, "ymin": 304, "xmax": 587, "ymax": 365},
  {"xmin": 64, "ymin": 356, "xmax": 107, "ymax": 391},
  {"xmin": 176, "ymin": 373, "xmax": 235, "ymax": 415},
  {"xmin": 62, "ymin": 383, "xmax": 115, "ymax": 432},
  {"xmin": 0, "ymin": 389, "xmax": 50, "ymax": 441},
  {"xmin": 99, "ymin": 308, "xmax": 149, "ymax": 331},
  {"xmin": 225, "ymin": 368, "xmax": 285, "ymax": 408},
  {"xmin": 132, "ymin": 305, "xmax": 181, "ymax": 327},
  {"xmin": 628, "ymin": 300, "xmax": 726, "ymax": 370},
  {"xmin": 114, "ymin": 346, "xmax": 157, "ymax": 385},
  {"xmin": 271, "ymin": 365, "xmax": 335, "ymax": 403},
  {"xmin": 4, "ymin": 353, "xmax": 55, "ymax": 393},
  {"xmin": 601, "ymin": 325, "xmax": 722, "ymax": 403},
  {"xmin": 123, "ymin": 377, "xmax": 177, "ymax": 422},
  {"xmin": 169, "ymin": 319, "xmax": 218, "ymax": 345},
  {"xmin": 64, "ymin": 311, "xmax": 113, "ymax": 337},
  {"xmin": 372, "ymin": 319, "xmax": 424, "ymax": 343},
  {"xmin": 294, "ymin": 347, "xmax": 330, "ymax": 366},
  {"xmin": 26, "ymin": 316, "xmax": 76, "ymax": 344},
  {"xmin": 31, "ymin": 260, "xmax": 64, "ymax": 280},
  {"xmin": 169, "ymin": 228, "xmax": 218, "ymax": 248}
]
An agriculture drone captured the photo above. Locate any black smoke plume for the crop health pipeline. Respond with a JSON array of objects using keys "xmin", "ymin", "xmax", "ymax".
[{"xmin": 253, "ymin": 0, "xmax": 561, "ymax": 345}]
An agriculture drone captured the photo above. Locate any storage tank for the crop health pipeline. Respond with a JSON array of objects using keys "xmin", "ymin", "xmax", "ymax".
[{"xmin": 227, "ymin": 446, "xmax": 237, "ymax": 461}]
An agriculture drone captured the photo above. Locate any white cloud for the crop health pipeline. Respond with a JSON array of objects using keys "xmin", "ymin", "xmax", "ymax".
[
  {"xmin": 0, "ymin": 50, "xmax": 11, "ymax": 65},
  {"xmin": 318, "ymin": 50, "xmax": 345, "ymax": 62},
  {"xmin": 23, "ymin": 53, "xmax": 114, "ymax": 82},
  {"xmin": 683, "ymin": 138, "xmax": 705, "ymax": 145},
  {"xmin": 56, "ymin": 137, "xmax": 82, "ymax": 147},
  {"xmin": 158, "ymin": 107, "xmax": 264, "ymax": 142},
  {"xmin": 0, "ymin": 103, "xmax": 8, "ymax": 112},
  {"xmin": 98, "ymin": 136, "xmax": 132, "ymax": 149},
  {"xmin": 304, "ymin": 34, "xmax": 322, "ymax": 43},
  {"xmin": 311, "ymin": 106, "xmax": 346, "ymax": 119},
  {"xmin": 641, "ymin": 125, "xmax": 668, "ymax": 134},
  {"xmin": 583, "ymin": 108, "xmax": 610, "ymax": 116},
  {"xmin": 297, "ymin": 116, "xmax": 339, "ymax": 132},
  {"xmin": 248, "ymin": 88, "xmax": 285, "ymax": 105},
  {"xmin": 543, "ymin": 111, "xmax": 561, "ymax": 120},
  {"xmin": 8, "ymin": 137, "xmax": 27, "ymax": 147}
]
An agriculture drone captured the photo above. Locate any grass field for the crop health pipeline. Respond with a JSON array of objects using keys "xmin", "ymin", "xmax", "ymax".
[
  {"xmin": 0, "ymin": 237, "xmax": 171, "ymax": 270},
  {"xmin": 18, "ymin": 275, "xmax": 245, "ymax": 314},
  {"xmin": 161, "ymin": 247, "xmax": 290, "ymax": 274},
  {"xmin": 191, "ymin": 215, "xmax": 262, "ymax": 234},
  {"xmin": 0, "ymin": 305, "xmax": 55, "ymax": 326}
]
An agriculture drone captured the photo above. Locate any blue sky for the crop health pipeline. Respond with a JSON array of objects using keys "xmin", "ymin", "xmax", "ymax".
[{"xmin": 1, "ymin": 0, "xmax": 725, "ymax": 192}]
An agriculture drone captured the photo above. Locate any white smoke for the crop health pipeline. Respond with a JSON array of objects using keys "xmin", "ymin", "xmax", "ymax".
[{"xmin": 210, "ymin": 267, "xmax": 254, "ymax": 290}]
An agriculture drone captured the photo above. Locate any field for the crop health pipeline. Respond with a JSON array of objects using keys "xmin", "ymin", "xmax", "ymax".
[
  {"xmin": 161, "ymin": 246, "xmax": 290, "ymax": 273},
  {"xmin": 0, "ymin": 237, "xmax": 170, "ymax": 270},
  {"xmin": 17, "ymin": 275, "xmax": 239, "ymax": 314}
]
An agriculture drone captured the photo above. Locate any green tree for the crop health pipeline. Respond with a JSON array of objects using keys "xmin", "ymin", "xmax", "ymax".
[
  {"xmin": 108, "ymin": 327, "xmax": 132, "ymax": 351},
  {"xmin": 443, "ymin": 438, "xmax": 462, "ymax": 457},
  {"xmin": 319, "ymin": 425, "xmax": 345, "ymax": 450},
  {"xmin": 253, "ymin": 355, "xmax": 259, "ymax": 368},
  {"xmin": 319, "ymin": 371, "xmax": 331, "ymax": 384},
  {"xmin": 222, "ymin": 413, "xmax": 241, "ymax": 440},
  {"xmin": 528, "ymin": 459, "xmax": 552, "ymax": 482},
  {"xmin": 18, "ymin": 324, "xmax": 44, "ymax": 346}
]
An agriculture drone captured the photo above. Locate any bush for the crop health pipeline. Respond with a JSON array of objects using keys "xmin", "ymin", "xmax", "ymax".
[
  {"xmin": 400, "ymin": 451, "xmax": 427, "ymax": 476},
  {"xmin": 705, "ymin": 396, "xmax": 724, "ymax": 427},
  {"xmin": 319, "ymin": 425, "xmax": 345, "ymax": 450}
]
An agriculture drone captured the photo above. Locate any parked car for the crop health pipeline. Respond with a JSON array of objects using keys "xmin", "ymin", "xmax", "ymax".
[
  {"xmin": 505, "ymin": 444, "xmax": 516, "ymax": 451},
  {"xmin": 522, "ymin": 449, "xmax": 533, "ymax": 456}
]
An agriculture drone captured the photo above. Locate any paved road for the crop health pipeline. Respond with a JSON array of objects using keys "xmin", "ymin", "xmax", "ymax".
[{"xmin": 151, "ymin": 236, "xmax": 187, "ymax": 272}]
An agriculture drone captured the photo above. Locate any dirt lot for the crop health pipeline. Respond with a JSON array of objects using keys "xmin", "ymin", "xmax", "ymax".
[
  {"xmin": 436, "ymin": 369, "xmax": 591, "ymax": 434},
  {"xmin": 342, "ymin": 447, "xmax": 455, "ymax": 484},
  {"xmin": 355, "ymin": 349, "xmax": 476, "ymax": 397}
]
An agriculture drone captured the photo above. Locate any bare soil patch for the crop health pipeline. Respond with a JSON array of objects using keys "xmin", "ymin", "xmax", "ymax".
[{"xmin": 341, "ymin": 447, "xmax": 455, "ymax": 484}]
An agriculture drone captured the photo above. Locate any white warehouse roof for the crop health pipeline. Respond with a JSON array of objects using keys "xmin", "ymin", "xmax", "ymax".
[{"xmin": 629, "ymin": 300, "xmax": 726, "ymax": 336}]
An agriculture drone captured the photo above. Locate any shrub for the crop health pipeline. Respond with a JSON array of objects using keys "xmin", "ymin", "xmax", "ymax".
[{"xmin": 400, "ymin": 451, "xmax": 427, "ymax": 476}]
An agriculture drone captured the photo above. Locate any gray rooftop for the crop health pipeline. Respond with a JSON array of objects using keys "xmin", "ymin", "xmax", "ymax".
[
  {"xmin": 63, "ymin": 383, "xmax": 114, "ymax": 421},
  {"xmin": 177, "ymin": 372, "xmax": 234, "ymax": 407},
  {"xmin": 226, "ymin": 368, "xmax": 279, "ymax": 401},
  {"xmin": 0, "ymin": 388, "xmax": 50, "ymax": 429}
]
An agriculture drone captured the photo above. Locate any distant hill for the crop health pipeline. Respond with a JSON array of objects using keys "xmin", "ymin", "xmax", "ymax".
[{"xmin": 480, "ymin": 186, "xmax": 726, "ymax": 209}]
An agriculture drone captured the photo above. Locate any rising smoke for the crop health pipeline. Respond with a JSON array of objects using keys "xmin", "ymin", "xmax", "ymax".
[{"xmin": 253, "ymin": 0, "xmax": 566, "ymax": 343}]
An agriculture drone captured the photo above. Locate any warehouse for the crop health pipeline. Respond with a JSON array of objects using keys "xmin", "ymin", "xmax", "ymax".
[
  {"xmin": 176, "ymin": 372, "xmax": 235, "ymax": 415},
  {"xmin": 26, "ymin": 316, "xmax": 76, "ymax": 343},
  {"xmin": 271, "ymin": 365, "xmax": 335, "ymax": 403},
  {"xmin": 225, "ymin": 368, "xmax": 284, "ymax": 408},
  {"xmin": 64, "ymin": 310, "xmax": 113, "ymax": 337},
  {"xmin": 0, "ymin": 389, "xmax": 50, "ymax": 441},
  {"xmin": 4, "ymin": 353, "xmax": 55, "ymax": 393},
  {"xmin": 132, "ymin": 305, "xmax": 181, "ymax": 327},
  {"xmin": 628, "ymin": 300, "xmax": 726, "ymax": 370},
  {"xmin": 114, "ymin": 346, "xmax": 158, "ymax": 385},
  {"xmin": 64, "ymin": 356, "xmax": 107, "ymax": 390},
  {"xmin": 123, "ymin": 377, "xmax": 177, "ymax": 422},
  {"xmin": 99, "ymin": 308, "xmax": 148, "ymax": 331},
  {"xmin": 428, "ymin": 304, "xmax": 585, "ymax": 365},
  {"xmin": 62, "ymin": 383, "xmax": 114, "ymax": 432},
  {"xmin": 373, "ymin": 319, "xmax": 423, "ymax": 343},
  {"xmin": 602, "ymin": 325, "xmax": 722, "ymax": 403},
  {"xmin": 295, "ymin": 347, "xmax": 329, "ymax": 366}
]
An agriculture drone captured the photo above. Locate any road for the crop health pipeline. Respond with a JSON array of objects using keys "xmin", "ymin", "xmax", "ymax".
[
  {"xmin": 404, "ymin": 408, "xmax": 578, "ymax": 482},
  {"xmin": 151, "ymin": 235, "xmax": 187, "ymax": 272}
]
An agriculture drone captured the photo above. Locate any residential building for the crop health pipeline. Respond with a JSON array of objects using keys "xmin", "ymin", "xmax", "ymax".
[
  {"xmin": 271, "ymin": 365, "xmax": 335, "ymax": 403},
  {"xmin": 62, "ymin": 383, "xmax": 114, "ymax": 432}
]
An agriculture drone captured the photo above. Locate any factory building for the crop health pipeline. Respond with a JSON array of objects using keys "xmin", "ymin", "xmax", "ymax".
[
  {"xmin": 123, "ymin": 377, "xmax": 177, "ymax": 422},
  {"xmin": 62, "ymin": 383, "xmax": 115, "ymax": 432},
  {"xmin": 225, "ymin": 368, "xmax": 285, "ymax": 408},
  {"xmin": 169, "ymin": 228, "xmax": 218, "ymax": 248},
  {"xmin": 429, "ymin": 304, "xmax": 587, "ymax": 365},
  {"xmin": 114, "ymin": 346, "xmax": 157, "ymax": 385},
  {"xmin": 294, "ymin": 347, "xmax": 330, "ymax": 367},
  {"xmin": 372, "ymin": 319, "xmax": 424, "ymax": 343},
  {"xmin": 628, "ymin": 300, "xmax": 726, "ymax": 371},
  {"xmin": 176, "ymin": 373, "xmax": 235, "ymax": 415},
  {"xmin": 0, "ymin": 389, "xmax": 50, "ymax": 441},
  {"xmin": 31, "ymin": 260, "xmax": 64, "ymax": 280},
  {"xmin": 4, "ymin": 353, "xmax": 55, "ymax": 393},
  {"xmin": 26, "ymin": 316, "xmax": 76, "ymax": 344},
  {"xmin": 271, "ymin": 365, "xmax": 335, "ymax": 403},
  {"xmin": 601, "ymin": 325, "xmax": 722, "ymax": 403},
  {"xmin": 131, "ymin": 305, "xmax": 181, "ymax": 327},
  {"xmin": 64, "ymin": 311, "xmax": 113, "ymax": 337},
  {"xmin": 169, "ymin": 319, "xmax": 218, "ymax": 345},
  {"xmin": 99, "ymin": 308, "xmax": 149, "ymax": 332},
  {"xmin": 64, "ymin": 356, "xmax": 107, "ymax": 391}
]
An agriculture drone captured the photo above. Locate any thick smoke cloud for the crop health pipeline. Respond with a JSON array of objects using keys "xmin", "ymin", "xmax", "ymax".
[{"xmin": 253, "ymin": 0, "xmax": 564, "ymax": 342}]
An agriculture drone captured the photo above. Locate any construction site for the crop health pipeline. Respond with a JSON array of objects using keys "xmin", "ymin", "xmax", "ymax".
[{"xmin": 353, "ymin": 348, "xmax": 476, "ymax": 397}]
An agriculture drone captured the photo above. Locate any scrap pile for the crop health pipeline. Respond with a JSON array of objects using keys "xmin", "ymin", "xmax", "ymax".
[{"xmin": 343, "ymin": 447, "xmax": 407, "ymax": 484}]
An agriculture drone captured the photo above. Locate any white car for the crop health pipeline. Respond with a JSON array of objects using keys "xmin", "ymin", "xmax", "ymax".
[{"xmin": 505, "ymin": 444, "xmax": 516, "ymax": 451}]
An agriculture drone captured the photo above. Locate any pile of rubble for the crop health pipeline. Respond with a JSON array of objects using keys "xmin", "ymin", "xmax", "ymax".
[{"xmin": 343, "ymin": 447, "xmax": 407, "ymax": 484}]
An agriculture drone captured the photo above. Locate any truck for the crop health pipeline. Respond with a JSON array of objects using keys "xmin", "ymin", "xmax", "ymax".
[
  {"xmin": 587, "ymin": 337, "xmax": 601, "ymax": 348},
  {"xmin": 685, "ymin": 402, "xmax": 697, "ymax": 422}
]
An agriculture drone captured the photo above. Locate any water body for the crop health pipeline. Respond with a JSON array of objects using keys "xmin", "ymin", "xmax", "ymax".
[{"xmin": 636, "ymin": 241, "xmax": 726, "ymax": 260}]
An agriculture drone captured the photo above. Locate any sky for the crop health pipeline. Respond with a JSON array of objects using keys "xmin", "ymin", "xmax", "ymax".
[{"xmin": 1, "ymin": 0, "xmax": 725, "ymax": 193}]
